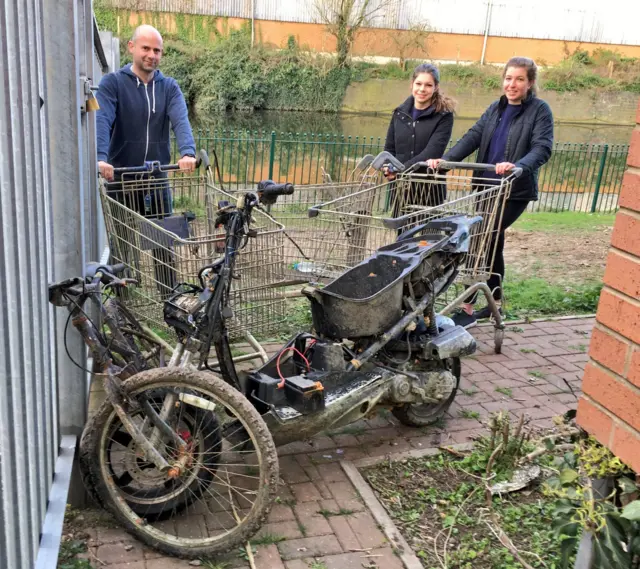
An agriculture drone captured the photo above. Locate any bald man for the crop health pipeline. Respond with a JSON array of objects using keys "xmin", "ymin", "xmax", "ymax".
[
  {"xmin": 96, "ymin": 25, "xmax": 196, "ymax": 296},
  {"xmin": 96, "ymin": 25, "xmax": 196, "ymax": 182}
]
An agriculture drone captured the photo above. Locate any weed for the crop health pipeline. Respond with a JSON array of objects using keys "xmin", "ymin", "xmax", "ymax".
[
  {"xmin": 460, "ymin": 388, "xmax": 478, "ymax": 396},
  {"xmin": 57, "ymin": 539, "xmax": 91, "ymax": 569},
  {"xmin": 495, "ymin": 387, "xmax": 513, "ymax": 398},
  {"xmin": 459, "ymin": 409, "xmax": 480, "ymax": 420},
  {"xmin": 297, "ymin": 521, "xmax": 307, "ymax": 537},
  {"xmin": 237, "ymin": 545, "xmax": 257, "ymax": 561},
  {"xmin": 201, "ymin": 560, "xmax": 229, "ymax": 569},
  {"xmin": 330, "ymin": 424, "xmax": 366, "ymax": 436},
  {"xmin": 509, "ymin": 326, "xmax": 525, "ymax": 333},
  {"xmin": 520, "ymin": 348, "xmax": 537, "ymax": 354},
  {"xmin": 317, "ymin": 507, "xmax": 355, "ymax": 518},
  {"xmin": 568, "ymin": 344, "xmax": 588, "ymax": 353},
  {"xmin": 251, "ymin": 533, "xmax": 286, "ymax": 545},
  {"xmin": 309, "ymin": 561, "xmax": 328, "ymax": 569},
  {"xmin": 529, "ymin": 370, "xmax": 548, "ymax": 379},
  {"xmin": 362, "ymin": 423, "xmax": 563, "ymax": 569}
]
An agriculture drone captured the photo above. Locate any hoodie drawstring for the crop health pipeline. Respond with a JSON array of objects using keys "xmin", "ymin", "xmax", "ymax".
[
  {"xmin": 152, "ymin": 80, "xmax": 156, "ymax": 113},
  {"xmin": 136, "ymin": 76, "xmax": 140, "ymax": 87}
]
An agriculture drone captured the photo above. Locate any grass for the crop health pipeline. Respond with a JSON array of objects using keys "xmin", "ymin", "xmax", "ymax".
[
  {"xmin": 495, "ymin": 387, "xmax": 513, "ymax": 398},
  {"xmin": 513, "ymin": 211, "xmax": 615, "ymax": 233},
  {"xmin": 461, "ymin": 388, "xmax": 478, "ymax": 396},
  {"xmin": 568, "ymin": 344, "xmax": 588, "ymax": 353},
  {"xmin": 309, "ymin": 561, "xmax": 328, "ymax": 569},
  {"xmin": 520, "ymin": 348, "xmax": 537, "ymax": 354},
  {"xmin": 503, "ymin": 277, "xmax": 602, "ymax": 320}
]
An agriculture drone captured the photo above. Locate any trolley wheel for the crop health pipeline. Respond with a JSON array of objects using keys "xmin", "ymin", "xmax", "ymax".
[{"xmin": 494, "ymin": 326, "xmax": 504, "ymax": 354}]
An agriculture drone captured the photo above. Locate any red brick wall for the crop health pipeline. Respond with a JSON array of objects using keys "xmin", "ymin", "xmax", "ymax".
[{"xmin": 576, "ymin": 99, "xmax": 640, "ymax": 472}]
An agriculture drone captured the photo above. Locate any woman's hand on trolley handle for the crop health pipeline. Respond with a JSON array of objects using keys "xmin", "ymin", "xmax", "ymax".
[
  {"xmin": 494, "ymin": 162, "xmax": 516, "ymax": 175},
  {"xmin": 382, "ymin": 165, "xmax": 397, "ymax": 180},
  {"xmin": 426, "ymin": 158, "xmax": 444, "ymax": 170}
]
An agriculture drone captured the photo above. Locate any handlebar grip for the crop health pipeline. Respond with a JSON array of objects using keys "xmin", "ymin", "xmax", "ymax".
[
  {"xmin": 110, "ymin": 263, "xmax": 126, "ymax": 275},
  {"xmin": 257, "ymin": 181, "xmax": 295, "ymax": 197}
]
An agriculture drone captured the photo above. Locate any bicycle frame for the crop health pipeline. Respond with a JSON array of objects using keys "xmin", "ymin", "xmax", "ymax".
[{"xmin": 54, "ymin": 271, "xmax": 192, "ymax": 474}]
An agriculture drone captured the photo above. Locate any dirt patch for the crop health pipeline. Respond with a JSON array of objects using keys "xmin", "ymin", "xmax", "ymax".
[{"xmin": 505, "ymin": 226, "xmax": 612, "ymax": 285}]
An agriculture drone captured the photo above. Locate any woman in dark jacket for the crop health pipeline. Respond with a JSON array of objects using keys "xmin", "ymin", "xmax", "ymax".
[
  {"xmin": 428, "ymin": 56, "xmax": 554, "ymax": 328},
  {"xmin": 384, "ymin": 63, "xmax": 455, "ymax": 214}
]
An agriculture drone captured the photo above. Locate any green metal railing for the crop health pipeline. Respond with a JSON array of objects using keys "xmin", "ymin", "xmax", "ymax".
[{"xmin": 175, "ymin": 130, "xmax": 629, "ymax": 213}]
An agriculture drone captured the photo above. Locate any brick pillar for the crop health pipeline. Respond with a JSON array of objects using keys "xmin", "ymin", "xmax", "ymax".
[{"xmin": 576, "ymin": 98, "xmax": 640, "ymax": 472}]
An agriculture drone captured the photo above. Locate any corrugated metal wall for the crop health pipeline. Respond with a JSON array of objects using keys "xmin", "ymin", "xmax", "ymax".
[
  {"xmin": 0, "ymin": 0, "xmax": 116, "ymax": 567},
  {"xmin": 105, "ymin": 0, "xmax": 640, "ymax": 46},
  {"xmin": 0, "ymin": 0, "xmax": 57, "ymax": 566}
]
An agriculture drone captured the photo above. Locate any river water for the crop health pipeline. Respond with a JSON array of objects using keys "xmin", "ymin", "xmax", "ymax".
[{"xmin": 193, "ymin": 110, "xmax": 634, "ymax": 145}]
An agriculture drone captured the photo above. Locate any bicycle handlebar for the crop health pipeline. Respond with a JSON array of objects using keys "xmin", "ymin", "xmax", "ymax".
[{"xmin": 255, "ymin": 180, "xmax": 295, "ymax": 205}]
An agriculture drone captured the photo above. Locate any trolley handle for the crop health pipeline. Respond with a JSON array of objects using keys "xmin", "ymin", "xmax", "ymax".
[
  {"xmin": 435, "ymin": 161, "xmax": 523, "ymax": 178},
  {"xmin": 112, "ymin": 156, "xmax": 203, "ymax": 176}
]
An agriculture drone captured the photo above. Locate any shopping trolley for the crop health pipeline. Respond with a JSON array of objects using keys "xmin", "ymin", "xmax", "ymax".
[
  {"xmin": 306, "ymin": 161, "xmax": 522, "ymax": 352},
  {"xmin": 99, "ymin": 153, "xmax": 287, "ymax": 361},
  {"xmin": 206, "ymin": 154, "xmax": 385, "ymax": 282}
]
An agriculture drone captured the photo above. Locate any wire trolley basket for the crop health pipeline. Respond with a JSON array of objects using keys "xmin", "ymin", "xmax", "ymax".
[
  {"xmin": 99, "ymin": 162, "xmax": 287, "ymax": 340},
  {"xmin": 306, "ymin": 161, "xmax": 518, "ymax": 285}
]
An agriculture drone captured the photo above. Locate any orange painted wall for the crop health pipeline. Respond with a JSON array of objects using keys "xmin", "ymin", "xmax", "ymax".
[
  {"xmin": 127, "ymin": 12, "xmax": 640, "ymax": 65},
  {"xmin": 122, "ymin": 12, "xmax": 640, "ymax": 65}
]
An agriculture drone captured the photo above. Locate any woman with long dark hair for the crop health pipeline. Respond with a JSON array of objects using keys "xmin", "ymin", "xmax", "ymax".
[
  {"xmin": 384, "ymin": 63, "xmax": 455, "ymax": 211},
  {"xmin": 428, "ymin": 56, "xmax": 554, "ymax": 328}
]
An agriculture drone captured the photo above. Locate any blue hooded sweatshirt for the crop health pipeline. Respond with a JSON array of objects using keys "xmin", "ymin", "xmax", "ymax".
[{"xmin": 96, "ymin": 64, "xmax": 195, "ymax": 167}]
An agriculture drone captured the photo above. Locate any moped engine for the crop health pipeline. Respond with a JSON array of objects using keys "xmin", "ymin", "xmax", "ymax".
[{"xmin": 387, "ymin": 368, "xmax": 457, "ymax": 405}]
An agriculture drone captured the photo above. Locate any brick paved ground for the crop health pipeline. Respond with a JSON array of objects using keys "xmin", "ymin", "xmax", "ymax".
[{"xmin": 76, "ymin": 317, "xmax": 592, "ymax": 569}]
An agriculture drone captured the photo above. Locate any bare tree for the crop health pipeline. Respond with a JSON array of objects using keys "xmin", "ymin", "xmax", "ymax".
[
  {"xmin": 390, "ymin": 21, "xmax": 433, "ymax": 71},
  {"xmin": 314, "ymin": 0, "xmax": 395, "ymax": 67}
]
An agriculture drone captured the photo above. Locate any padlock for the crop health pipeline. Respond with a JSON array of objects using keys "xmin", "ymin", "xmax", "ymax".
[{"xmin": 86, "ymin": 90, "xmax": 100, "ymax": 112}]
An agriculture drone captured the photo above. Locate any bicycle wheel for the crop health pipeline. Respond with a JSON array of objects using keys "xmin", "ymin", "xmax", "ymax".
[
  {"xmin": 80, "ymin": 368, "xmax": 279, "ymax": 558},
  {"xmin": 104, "ymin": 299, "xmax": 166, "ymax": 370},
  {"xmin": 82, "ymin": 388, "xmax": 222, "ymax": 520}
]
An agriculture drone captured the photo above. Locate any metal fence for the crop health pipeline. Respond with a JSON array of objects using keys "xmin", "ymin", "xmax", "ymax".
[
  {"xmin": 175, "ymin": 130, "xmax": 629, "ymax": 213},
  {"xmin": 1, "ymin": 2, "xmax": 118, "ymax": 568}
]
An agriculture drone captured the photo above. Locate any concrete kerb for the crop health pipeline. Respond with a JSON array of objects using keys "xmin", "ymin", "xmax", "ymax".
[
  {"xmin": 478, "ymin": 313, "xmax": 596, "ymax": 328},
  {"xmin": 339, "ymin": 442, "xmax": 477, "ymax": 569}
]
